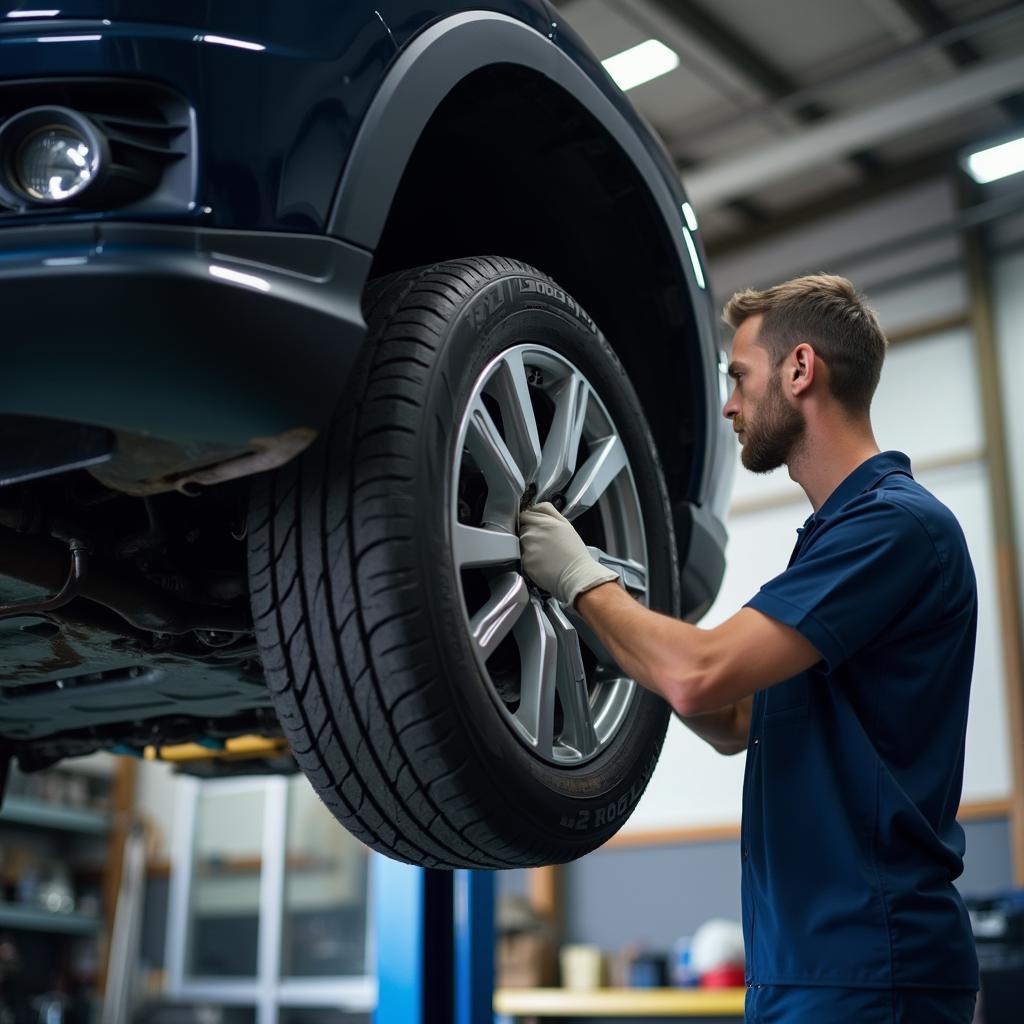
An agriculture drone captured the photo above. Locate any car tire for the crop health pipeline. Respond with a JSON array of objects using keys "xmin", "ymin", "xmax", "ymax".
[{"xmin": 247, "ymin": 256, "xmax": 679, "ymax": 868}]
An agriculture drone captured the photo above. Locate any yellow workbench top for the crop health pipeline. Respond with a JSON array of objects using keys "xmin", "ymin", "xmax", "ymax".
[{"xmin": 494, "ymin": 986, "xmax": 747, "ymax": 1017}]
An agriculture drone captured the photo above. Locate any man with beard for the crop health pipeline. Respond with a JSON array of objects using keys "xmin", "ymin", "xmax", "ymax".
[{"xmin": 518, "ymin": 274, "xmax": 979, "ymax": 1024}]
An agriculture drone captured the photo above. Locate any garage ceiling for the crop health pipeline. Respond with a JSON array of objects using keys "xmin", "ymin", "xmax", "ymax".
[{"xmin": 552, "ymin": 0, "xmax": 1024, "ymax": 248}]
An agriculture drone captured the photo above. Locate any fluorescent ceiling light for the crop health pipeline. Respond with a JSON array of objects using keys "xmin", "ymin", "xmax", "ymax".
[
  {"xmin": 965, "ymin": 135, "xmax": 1024, "ymax": 184},
  {"xmin": 602, "ymin": 39, "xmax": 679, "ymax": 92}
]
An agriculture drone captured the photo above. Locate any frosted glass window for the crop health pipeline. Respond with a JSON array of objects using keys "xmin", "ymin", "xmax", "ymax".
[
  {"xmin": 186, "ymin": 786, "xmax": 265, "ymax": 978},
  {"xmin": 281, "ymin": 777, "xmax": 370, "ymax": 978}
]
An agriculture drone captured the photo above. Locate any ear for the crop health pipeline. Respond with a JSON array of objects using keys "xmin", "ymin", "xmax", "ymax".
[{"xmin": 789, "ymin": 343, "xmax": 815, "ymax": 397}]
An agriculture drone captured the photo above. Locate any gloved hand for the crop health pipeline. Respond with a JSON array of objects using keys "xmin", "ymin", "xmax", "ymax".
[{"xmin": 518, "ymin": 501, "xmax": 620, "ymax": 606}]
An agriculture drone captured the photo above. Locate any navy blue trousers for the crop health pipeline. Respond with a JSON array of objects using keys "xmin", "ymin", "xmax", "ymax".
[{"xmin": 744, "ymin": 985, "xmax": 977, "ymax": 1023}]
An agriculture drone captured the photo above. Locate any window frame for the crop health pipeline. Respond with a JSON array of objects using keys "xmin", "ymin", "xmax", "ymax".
[{"xmin": 165, "ymin": 775, "xmax": 377, "ymax": 1024}]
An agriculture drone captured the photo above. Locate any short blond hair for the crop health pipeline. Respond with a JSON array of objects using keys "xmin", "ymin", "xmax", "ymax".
[{"xmin": 723, "ymin": 273, "xmax": 887, "ymax": 416}]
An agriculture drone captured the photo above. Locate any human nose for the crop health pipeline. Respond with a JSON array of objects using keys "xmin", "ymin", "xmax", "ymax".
[{"xmin": 722, "ymin": 386, "xmax": 738, "ymax": 421}]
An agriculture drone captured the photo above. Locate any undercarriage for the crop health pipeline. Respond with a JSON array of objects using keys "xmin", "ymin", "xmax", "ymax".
[{"xmin": 0, "ymin": 456, "xmax": 274, "ymax": 771}]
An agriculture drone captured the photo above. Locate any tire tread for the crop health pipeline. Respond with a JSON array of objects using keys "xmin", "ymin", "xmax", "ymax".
[{"xmin": 249, "ymin": 257, "xmax": 667, "ymax": 867}]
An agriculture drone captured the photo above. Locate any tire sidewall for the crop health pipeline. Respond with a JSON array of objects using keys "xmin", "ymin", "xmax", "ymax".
[{"xmin": 414, "ymin": 269, "xmax": 677, "ymax": 849}]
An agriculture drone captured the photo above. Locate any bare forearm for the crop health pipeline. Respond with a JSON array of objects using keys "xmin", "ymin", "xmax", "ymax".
[
  {"xmin": 574, "ymin": 581, "xmax": 710, "ymax": 710},
  {"xmin": 574, "ymin": 582, "xmax": 749, "ymax": 752},
  {"xmin": 573, "ymin": 576, "xmax": 823, "ymax": 720},
  {"xmin": 675, "ymin": 697, "xmax": 752, "ymax": 755}
]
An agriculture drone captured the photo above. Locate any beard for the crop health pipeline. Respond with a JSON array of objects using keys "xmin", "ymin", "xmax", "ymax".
[{"xmin": 737, "ymin": 373, "xmax": 805, "ymax": 473}]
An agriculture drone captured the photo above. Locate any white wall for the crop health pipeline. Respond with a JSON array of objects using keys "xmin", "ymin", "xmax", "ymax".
[
  {"xmin": 624, "ymin": 180, "xmax": 1020, "ymax": 834},
  {"xmin": 992, "ymin": 244, "xmax": 1024, "ymax": 631},
  {"xmin": 135, "ymin": 758, "xmax": 181, "ymax": 860}
]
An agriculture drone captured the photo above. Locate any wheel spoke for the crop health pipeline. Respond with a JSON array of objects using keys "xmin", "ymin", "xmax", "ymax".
[
  {"xmin": 512, "ymin": 598, "xmax": 558, "ymax": 758},
  {"xmin": 587, "ymin": 546, "xmax": 648, "ymax": 598},
  {"xmin": 562, "ymin": 434, "xmax": 628, "ymax": 521},
  {"xmin": 469, "ymin": 572, "xmax": 530, "ymax": 660},
  {"xmin": 490, "ymin": 350, "xmax": 542, "ymax": 484},
  {"xmin": 563, "ymin": 605, "xmax": 621, "ymax": 675},
  {"xmin": 535, "ymin": 372, "xmax": 589, "ymax": 502},
  {"xmin": 545, "ymin": 599, "xmax": 598, "ymax": 758},
  {"xmin": 465, "ymin": 397, "xmax": 525, "ymax": 530},
  {"xmin": 455, "ymin": 343, "xmax": 647, "ymax": 768},
  {"xmin": 453, "ymin": 522, "xmax": 520, "ymax": 569}
]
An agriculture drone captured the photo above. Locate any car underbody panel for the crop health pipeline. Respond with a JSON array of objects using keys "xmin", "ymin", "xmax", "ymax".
[
  {"xmin": 0, "ymin": 223, "xmax": 372, "ymax": 494},
  {"xmin": 0, "ymin": 465, "xmax": 273, "ymax": 770}
]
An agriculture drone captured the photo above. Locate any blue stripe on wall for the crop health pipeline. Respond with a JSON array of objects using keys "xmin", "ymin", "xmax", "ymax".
[{"xmin": 497, "ymin": 816, "xmax": 1012, "ymax": 954}]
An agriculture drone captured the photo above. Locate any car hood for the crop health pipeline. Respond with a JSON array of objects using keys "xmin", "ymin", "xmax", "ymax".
[
  {"xmin": 5, "ymin": 3, "xmax": 208, "ymax": 23},
  {"xmin": 1, "ymin": 2, "xmax": 371, "ymax": 53}
]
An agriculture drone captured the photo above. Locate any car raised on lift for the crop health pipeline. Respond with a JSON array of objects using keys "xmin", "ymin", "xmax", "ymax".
[{"xmin": 0, "ymin": 1, "xmax": 732, "ymax": 868}]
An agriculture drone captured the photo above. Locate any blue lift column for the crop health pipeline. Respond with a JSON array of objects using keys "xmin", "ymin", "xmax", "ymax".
[
  {"xmin": 454, "ymin": 869, "xmax": 496, "ymax": 1024},
  {"xmin": 373, "ymin": 855, "xmax": 495, "ymax": 1024}
]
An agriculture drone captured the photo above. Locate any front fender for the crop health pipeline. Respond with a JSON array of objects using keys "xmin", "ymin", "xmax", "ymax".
[{"xmin": 329, "ymin": 9, "xmax": 731, "ymax": 556}]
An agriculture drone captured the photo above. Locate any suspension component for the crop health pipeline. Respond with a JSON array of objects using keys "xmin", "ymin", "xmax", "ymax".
[{"xmin": 0, "ymin": 537, "xmax": 87, "ymax": 620}]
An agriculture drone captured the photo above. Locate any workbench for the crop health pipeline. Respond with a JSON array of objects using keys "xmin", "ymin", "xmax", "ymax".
[{"xmin": 494, "ymin": 986, "xmax": 747, "ymax": 1018}]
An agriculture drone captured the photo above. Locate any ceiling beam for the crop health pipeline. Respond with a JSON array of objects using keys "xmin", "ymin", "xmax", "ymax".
[
  {"xmin": 891, "ymin": 0, "xmax": 1024, "ymax": 121},
  {"xmin": 676, "ymin": 2, "xmax": 1024, "ymax": 146},
  {"xmin": 646, "ymin": 0, "xmax": 820, "ymax": 118},
  {"xmin": 643, "ymin": 0, "xmax": 882, "ymax": 174},
  {"xmin": 683, "ymin": 51, "xmax": 1024, "ymax": 209},
  {"xmin": 602, "ymin": 0, "xmax": 794, "ymax": 223},
  {"xmin": 550, "ymin": 1, "xmax": 784, "ymax": 222},
  {"xmin": 704, "ymin": 150, "xmax": 955, "ymax": 257},
  {"xmin": 893, "ymin": 0, "xmax": 983, "ymax": 62}
]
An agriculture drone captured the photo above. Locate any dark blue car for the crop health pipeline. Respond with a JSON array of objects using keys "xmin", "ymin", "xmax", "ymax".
[{"xmin": 0, "ymin": 1, "xmax": 732, "ymax": 867}]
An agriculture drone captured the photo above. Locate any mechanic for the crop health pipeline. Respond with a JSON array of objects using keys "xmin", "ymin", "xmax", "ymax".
[{"xmin": 518, "ymin": 274, "xmax": 979, "ymax": 1024}]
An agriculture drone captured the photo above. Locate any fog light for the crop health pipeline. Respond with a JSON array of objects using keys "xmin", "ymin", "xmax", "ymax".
[
  {"xmin": 16, "ymin": 125, "xmax": 97, "ymax": 201},
  {"xmin": 0, "ymin": 106, "xmax": 107, "ymax": 207}
]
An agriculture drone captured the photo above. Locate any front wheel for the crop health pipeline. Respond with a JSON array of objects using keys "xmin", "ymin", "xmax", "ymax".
[{"xmin": 247, "ymin": 257, "xmax": 679, "ymax": 868}]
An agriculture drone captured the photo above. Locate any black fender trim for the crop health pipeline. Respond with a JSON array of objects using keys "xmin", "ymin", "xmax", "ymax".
[
  {"xmin": 674, "ymin": 499, "xmax": 728, "ymax": 623},
  {"xmin": 329, "ymin": 12, "xmax": 690, "ymax": 262}
]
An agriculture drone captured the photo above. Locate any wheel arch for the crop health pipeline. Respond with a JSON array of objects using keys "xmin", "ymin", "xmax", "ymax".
[
  {"xmin": 328, "ymin": 12, "xmax": 719, "ymax": 511},
  {"xmin": 329, "ymin": 11, "xmax": 728, "ymax": 616}
]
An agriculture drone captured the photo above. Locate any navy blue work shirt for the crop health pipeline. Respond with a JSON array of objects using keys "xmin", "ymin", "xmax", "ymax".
[{"xmin": 741, "ymin": 450, "xmax": 979, "ymax": 990}]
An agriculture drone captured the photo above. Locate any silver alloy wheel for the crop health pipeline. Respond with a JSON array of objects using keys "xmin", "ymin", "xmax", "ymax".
[{"xmin": 451, "ymin": 344, "xmax": 649, "ymax": 766}]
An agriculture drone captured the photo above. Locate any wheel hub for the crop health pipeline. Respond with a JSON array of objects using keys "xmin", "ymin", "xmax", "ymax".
[{"xmin": 451, "ymin": 344, "xmax": 650, "ymax": 767}]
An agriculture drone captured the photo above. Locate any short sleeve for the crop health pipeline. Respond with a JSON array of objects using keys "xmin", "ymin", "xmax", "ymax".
[{"xmin": 744, "ymin": 497, "xmax": 940, "ymax": 673}]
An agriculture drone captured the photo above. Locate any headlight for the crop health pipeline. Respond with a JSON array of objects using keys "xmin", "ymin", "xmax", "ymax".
[{"xmin": 0, "ymin": 106, "xmax": 108, "ymax": 208}]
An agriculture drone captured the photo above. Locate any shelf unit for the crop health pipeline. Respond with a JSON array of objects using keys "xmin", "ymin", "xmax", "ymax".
[
  {"xmin": 0, "ymin": 757, "xmax": 133, "ymax": 1023},
  {"xmin": 0, "ymin": 903, "xmax": 103, "ymax": 935},
  {"xmin": 0, "ymin": 796, "xmax": 110, "ymax": 834}
]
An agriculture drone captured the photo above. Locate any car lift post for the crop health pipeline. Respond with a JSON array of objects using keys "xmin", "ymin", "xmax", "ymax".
[{"xmin": 373, "ymin": 855, "xmax": 495, "ymax": 1024}]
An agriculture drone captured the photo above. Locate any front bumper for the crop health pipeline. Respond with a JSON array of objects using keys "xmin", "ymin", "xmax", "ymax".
[{"xmin": 0, "ymin": 221, "xmax": 372, "ymax": 492}]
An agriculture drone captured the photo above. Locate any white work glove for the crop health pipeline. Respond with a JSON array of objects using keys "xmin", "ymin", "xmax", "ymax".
[{"xmin": 518, "ymin": 501, "xmax": 620, "ymax": 607}]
